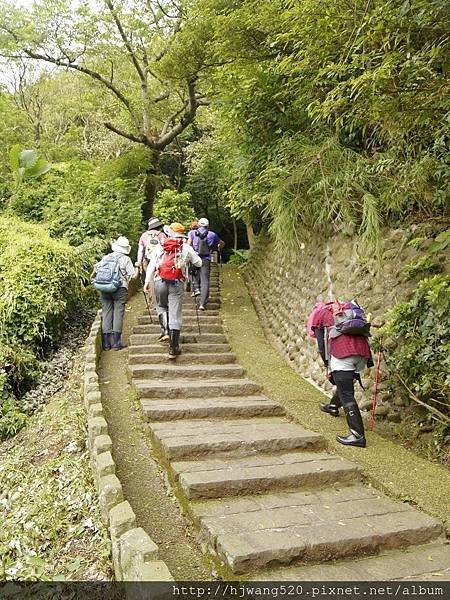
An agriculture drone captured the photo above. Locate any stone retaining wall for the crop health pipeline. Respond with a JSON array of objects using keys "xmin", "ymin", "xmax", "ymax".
[
  {"xmin": 83, "ymin": 310, "xmax": 173, "ymax": 582},
  {"xmin": 245, "ymin": 228, "xmax": 446, "ymax": 421}
]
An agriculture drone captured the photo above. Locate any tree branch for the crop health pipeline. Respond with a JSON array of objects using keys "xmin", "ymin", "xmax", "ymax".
[
  {"xmin": 104, "ymin": 0, "xmax": 146, "ymax": 84},
  {"xmin": 0, "ymin": 23, "xmax": 138, "ymax": 126},
  {"xmin": 104, "ymin": 122, "xmax": 153, "ymax": 146},
  {"xmin": 154, "ymin": 76, "xmax": 199, "ymax": 149}
]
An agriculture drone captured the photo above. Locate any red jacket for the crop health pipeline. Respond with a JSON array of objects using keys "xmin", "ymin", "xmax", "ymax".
[{"xmin": 311, "ymin": 307, "xmax": 371, "ymax": 359}]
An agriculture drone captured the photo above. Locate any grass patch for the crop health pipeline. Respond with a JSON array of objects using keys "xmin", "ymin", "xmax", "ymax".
[
  {"xmin": 0, "ymin": 350, "xmax": 112, "ymax": 581},
  {"xmin": 220, "ymin": 265, "xmax": 450, "ymax": 533}
]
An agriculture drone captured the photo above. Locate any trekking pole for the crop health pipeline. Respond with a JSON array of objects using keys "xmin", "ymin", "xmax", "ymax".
[
  {"xmin": 140, "ymin": 273, "xmax": 153, "ymax": 324},
  {"xmin": 369, "ymin": 342, "xmax": 383, "ymax": 431},
  {"xmin": 194, "ymin": 295, "xmax": 201, "ymax": 336}
]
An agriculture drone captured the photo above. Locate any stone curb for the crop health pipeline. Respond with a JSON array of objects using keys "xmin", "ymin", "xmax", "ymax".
[{"xmin": 83, "ymin": 309, "xmax": 173, "ymax": 583}]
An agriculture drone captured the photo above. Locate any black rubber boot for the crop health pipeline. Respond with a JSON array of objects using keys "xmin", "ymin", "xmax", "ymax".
[
  {"xmin": 157, "ymin": 313, "xmax": 169, "ymax": 342},
  {"xmin": 168, "ymin": 329, "xmax": 181, "ymax": 359},
  {"xmin": 320, "ymin": 391, "xmax": 341, "ymax": 417},
  {"xmin": 112, "ymin": 331, "xmax": 128, "ymax": 351},
  {"xmin": 337, "ymin": 402, "xmax": 366, "ymax": 448},
  {"xmin": 102, "ymin": 333, "xmax": 111, "ymax": 351}
]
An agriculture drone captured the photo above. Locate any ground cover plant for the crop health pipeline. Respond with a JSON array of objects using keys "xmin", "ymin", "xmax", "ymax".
[{"xmin": 0, "ymin": 353, "xmax": 111, "ymax": 581}]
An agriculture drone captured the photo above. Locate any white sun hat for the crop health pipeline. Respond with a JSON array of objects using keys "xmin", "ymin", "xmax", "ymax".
[
  {"xmin": 111, "ymin": 236, "xmax": 131, "ymax": 255},
  {"xmin": 198, "ymin": 218, "xmax": 209, "ymax": 227}
]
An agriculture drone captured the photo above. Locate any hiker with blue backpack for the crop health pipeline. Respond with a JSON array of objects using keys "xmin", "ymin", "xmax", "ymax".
[
  {"xmin": 187, "ymin": 217, "xmax": 224, "ymax": 311},
  {"xmin": 92, "ymin": 236, "xmax": 139, "ymax": 351},
  {"xmin": 144, "ymin": 223, "xmax": 202, "ymax": 359},
  {"xmin": 308, "ymin": 300, "xmax": 373, "ymax": 448}
]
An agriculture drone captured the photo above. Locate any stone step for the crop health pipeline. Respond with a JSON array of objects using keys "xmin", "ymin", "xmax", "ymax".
[
  {"xmin": 129, "ymin": 363, "xmax": 245, "ymax": 380},
  {"xmin": 136, "ymin": 378, "xmax": 262, "ymax": 400},
  {"xmin": 132, "ymin": 323, "xmax": 223, "ymax": 334},
  {"xmin": 138, "ymin": 315, "xmax": 221, "ymax": 325},
  {"xmin": 188, "ymin": 486, "xmax": 443, "ymax": 573},
  {"xmin": 150, "ymin": 417, "xmax": 325, "ymax": 460},
  {"xmin": 141, "ymin": 395, "xmax": 285, "ymax": 421},
  {"xmin": 129, "ymin": 352, "xmax": 237, "ymax": 365},
  {"xmin": 172, "ymin": 449, "xmax": 354, "ymax": 498},
  {"xmin": 181, "ymin": 310, "xmax": 220, "ymax": 317},
  {"xmin": 253, "ymin": 541, "xmax": 450, "ymax": 581},
  {"xmin": 183, "ymin": 302, "xmax": 221, "ymax": 310},
  {"xmin": 130, "ymin": 333, "xmax": 228, "ymax": 346},
  {"xmin": 129, "ymin": 342, "xmax": 231, "ymax": 355}
]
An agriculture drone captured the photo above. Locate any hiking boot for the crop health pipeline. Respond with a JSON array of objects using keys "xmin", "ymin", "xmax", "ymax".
[
  {"xmin": 320, "ymin": 391, "xmax": 341, "ymax": 416},
  {"xmin": 191, "ymin": 289, "xmax": 201, "ymax": 297},
  {"xmin": 336, "ymin": 431, "xmax": 366, "ymax": 448},
  {"xmin": 157, "ymin": 313, "xmax": 169, "ymax": 342},
  {"xmin": 168, "ymin": 329, "xmax": 181, "ymax": 359},
  {"xmin": 199, "ymin": 305, "xmax": 206, "ymax": 311},
  {"xmin": 102, "ymin": 333, "xmax": 112, "ymax": 351},
  {"xmin": 337, "ymin": 402, "xmax": 366, "ymax": 448},
  {"xmin": 112, "ymin": 331, "xmax": 128, "ymax": 351},
  {"xmin": 320, "ymin": 402, "xmax": 339, "ymax": 417}
]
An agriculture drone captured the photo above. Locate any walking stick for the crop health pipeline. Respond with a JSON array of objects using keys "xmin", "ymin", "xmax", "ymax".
[
  {"xmin": 194, "ymin": 295, "xmax": 201, "ymax": 336},
  {"xmin": 369, "ymin": 343, "xmax": 383, "ymax": 431},
  {"xmin": 140, "ymin": 273, "xmax": 153, "ymax": 324}
]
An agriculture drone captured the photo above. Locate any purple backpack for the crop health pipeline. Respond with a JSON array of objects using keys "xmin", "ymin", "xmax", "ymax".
[{"xmin": 328, "ymin": 301, "xmax": 371, "ymax": 339}]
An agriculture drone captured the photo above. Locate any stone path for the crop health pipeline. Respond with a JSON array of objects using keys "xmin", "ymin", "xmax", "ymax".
[{"xmin": 128, "ymin": 266, "xmax": 450, "ymax": 579}]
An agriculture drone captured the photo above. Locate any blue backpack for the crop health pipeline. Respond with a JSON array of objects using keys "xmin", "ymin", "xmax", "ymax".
[{"xmin": 93, "ymin": 254, "xmax": 122, "ymax": 293}]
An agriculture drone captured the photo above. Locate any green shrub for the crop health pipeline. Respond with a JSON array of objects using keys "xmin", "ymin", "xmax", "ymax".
[
  {"xmin": 7, "ymin": 162, "xmax": 144, "ymax": 248},
  {"xmin": 403, "ymin": 255, "xmax": 443, "ymax": 280},
  {"xmin": 0, "ymin": 216, "xmax": 96, "ymax": 438},
  {"xmin": 228, "ymin": 249, "xmax": 250, "ymax": 265},
  {"xmin": 153, "ymin": 189, "xmax": 195, "ymax": 229},
  {"xmin": 382, "ymin": 275, "xmax": 450, "ymax": 450}
]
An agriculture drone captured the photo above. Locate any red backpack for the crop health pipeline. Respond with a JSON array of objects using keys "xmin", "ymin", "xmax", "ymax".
[{"xmin": 158, "ymin": 238, "xmax": 184, "ymax": 280}]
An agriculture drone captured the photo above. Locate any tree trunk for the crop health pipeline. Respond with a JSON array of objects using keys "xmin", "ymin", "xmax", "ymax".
[
  {"xmin": 143, "ymin": 151, "xmax": 160, "ymax": 221},
  {"xmin": 245, "ymin": 220, "xmax": 255, "ymax": 249},
  {"xmin": 232, "ymin": 219, "xmax": 238, "ymax": 250}
]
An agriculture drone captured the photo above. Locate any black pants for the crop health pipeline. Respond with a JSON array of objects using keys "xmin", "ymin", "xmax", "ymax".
[{"xmin": 332, "ymin": 370, "xmax": 356, "ymax": 408}]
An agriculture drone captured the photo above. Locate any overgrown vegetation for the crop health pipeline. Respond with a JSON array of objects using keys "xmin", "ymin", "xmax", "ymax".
[
  {"xmin": 185, "ymin": 0, "xmax": 449, "ymax": 251},
  {"xmin": 153, "ymin": 189, "xmax": 195, "ymax": 229},
  {"xmin": 0, "ymin": 217, "xmax": 99, "ymax": 439},
  {"xmin": 0, "ymin": 356, "xmax": 111, "ymax": 580},
  {"xmin": 381, "ymin": 275, "xmax": 450, "ymax": 459}
]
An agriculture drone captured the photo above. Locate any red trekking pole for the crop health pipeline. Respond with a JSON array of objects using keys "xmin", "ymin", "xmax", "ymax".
[{"xmin": 370, "ymin": 342, "xmax": 383, "ymax": 431}]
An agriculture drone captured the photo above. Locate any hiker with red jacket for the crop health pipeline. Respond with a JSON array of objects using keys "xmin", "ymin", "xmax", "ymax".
[
  {"xmin": 309, "ymin": 300, "xmax": 373, "ymax": 448},
  {"xmin": 144, "ymin": 223, "xmax": 202, "ymax": 358},
  {"xmin": 188, "ymin": 217, "xmax": 224, "ymax": 310}
]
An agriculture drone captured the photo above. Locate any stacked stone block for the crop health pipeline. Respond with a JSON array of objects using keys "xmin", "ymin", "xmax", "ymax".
[
  {"xmin": 83, "ymin": 310, "xmax": 173, "ymax": 582},
  {"xmin": 245, "ymin": 229, "xmax": 428, "ymax": 420}
]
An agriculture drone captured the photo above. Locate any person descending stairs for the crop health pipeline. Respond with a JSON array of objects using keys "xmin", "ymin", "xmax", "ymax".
[{"xmin": 129, "ymin": 263, "xmax": 450, "ymax": 580}]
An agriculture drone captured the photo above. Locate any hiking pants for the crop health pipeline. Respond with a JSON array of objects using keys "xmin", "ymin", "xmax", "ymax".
[
  {"xmin": 199, "ymin": 259, "xmax": 211, "ymax": 307},
  {"xmin": 100, "ymin": 287, "xmax": 127, "ymax": 334},
  {"xmin": 332, "ymin": 370, "xmax": 356, "ymax": 408},
  {"xmin": 154, "ymin": 279, "xmax": 183, "ymax": 330}
]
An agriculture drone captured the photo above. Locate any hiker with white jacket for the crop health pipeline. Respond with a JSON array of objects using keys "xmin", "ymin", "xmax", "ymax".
[{"xmin": 144, "ymin": 223, "xmax": 202, "ymax": 359}]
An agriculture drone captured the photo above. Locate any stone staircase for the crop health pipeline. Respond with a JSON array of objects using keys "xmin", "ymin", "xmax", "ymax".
[{"xmin": 128, "ymin": 266, "xmax": 450, "ymax": 579}]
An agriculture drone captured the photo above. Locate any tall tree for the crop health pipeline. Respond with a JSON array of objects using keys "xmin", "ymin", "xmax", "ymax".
[{"xmin": 0, "ymin": 0, "xmax": 210, "ymax": 217}]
